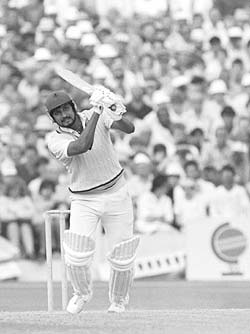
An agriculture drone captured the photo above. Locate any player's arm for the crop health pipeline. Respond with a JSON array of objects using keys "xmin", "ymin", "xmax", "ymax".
[
  {"xmin": 67, "ymin": 107, "xmax": 102, "ymax": 156},
  {"xmin": 111, "ymin": 117, "xmax": 135, "ymax": 134}
]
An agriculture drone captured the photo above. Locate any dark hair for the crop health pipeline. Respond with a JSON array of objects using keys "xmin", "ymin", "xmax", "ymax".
[
  {"xmin": 221, "ymin": 105, "xmax": 236, "ymax": 117},
  {"xmin": 39, "ymin": 179, "xmax": 56, "ymax": 193},
  {"xmin": 184, "ymin": 159, "xmax": 199, "ymax": 171},
  {"xmin": 220, "ymin": 164, "xmax": 235, "ymax": 175},
  {"xmin": 40, "ymin": 84, "xmax": 52, "ymax": 91},
  {"xmin": 232, "ymin": 58, "xmax": 243, "ymax": 66},
  {"xmin": 190, "ymin": 127, "xmax": 204, "ymax": 136},
  {"xmin": 203, "ymin": 165, "xmax": 217, "ymax": 172},
  {"xmin": 26, "ymin": 144, "xmax": 38, "ymax": 153},
  {"xmin": 193, "ymin": 12, "xmax": 203, "ymax": 19},
  {"xmin": 151, "ymin": 174, "xmax": 167, "ymax": 192},
  {"xmin": 190, "ymin": 75, "xmax": 205, "ymax": 85},
  {"xmin": 5, "ymin": 177, "xmax": 29, "ymax": 197},
  {"xmin": 209, "ymin": 36, "xmax": 221, "ymax": 45},
  {"xmin": 36, "ymin": 156, "xmax": 49, "ymax": 168},
  {"xmin": 153, "ymin": 143, "xmax": 167, "ymax": 155}
]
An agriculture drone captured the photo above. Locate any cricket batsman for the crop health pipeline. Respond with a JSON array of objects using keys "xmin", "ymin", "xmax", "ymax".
[{"xmin": 45, "ymin": 81, "xmax": 139, "ymax": 313}]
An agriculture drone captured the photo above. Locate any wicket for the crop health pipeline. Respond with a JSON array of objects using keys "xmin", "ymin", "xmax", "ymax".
[{"xmin": 44, "ymin": 209, "xmax": 70, "ymax": 312}]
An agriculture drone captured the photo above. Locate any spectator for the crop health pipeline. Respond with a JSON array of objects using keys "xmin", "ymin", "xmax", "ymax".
[
  {"xmin": 184, "ymin": 159, "xmax": 215, "ymax": 194},
  {"xmin": 175, "ymin": 178, "xmax": 210, "ymax": 229},
  {"xmin": 3, "ymin": 177, "xmax": 35, "ymax": 259},
  {"xmin": 32, "ymin": 179, "xmax": 59, "ymax": 259},
  {"xmin": 183, "ymin": 76, "xmax": 221, "ymax": 137},
  {"xmin": 188, "ymin": 125, "xmax": 206, "ymax": 154},
  {"xmin": 202, "ymin": 165, "xmax": 219, "ymax": 186},
  {"xmin": 136, "ymin": 174, "xmax": 173, "ymax": 234},
  {"xmin": 142, "ymin": 98, "xmax": 175, "ymax": 155},
  {"xmin": 16, "ymin": 144, "xmax": 40, "ymax": 184},
  {"xmin": 28, "ymin": 156, "xmax": 50, "ymax": 198},
  {"xmin": 127, "ymin": 152, "xmax": 154, "ymax": 201},
  {"xmin": 210, "ymin": 165, "xmax": 250, "ymax": 221},
  {"xmin": 125, "ymin": 85, "xmax": 152, "ymax": 120},
  {"xmin": 151, "ymin": 143, "xmax": 167, "ymax": 174},
  {"xmin": 201, "ymin": 125, "xmax": 234, "ymax": 170},
  {"xmin": 220, "ymin": 106, "xmax": 236, "ymax": 137}
]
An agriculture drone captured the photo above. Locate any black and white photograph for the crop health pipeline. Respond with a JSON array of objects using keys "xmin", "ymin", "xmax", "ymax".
[{"xmin": 1, "ymin": 0, "xmax": 250, "ymax": 333}]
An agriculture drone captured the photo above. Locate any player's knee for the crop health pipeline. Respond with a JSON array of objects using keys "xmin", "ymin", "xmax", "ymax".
[
  {"xmin": 107, "ymin": 236, "xmax": 140, "ymax": 271},
  {"xmin": 63, "ymin": 231, "xmax": 95, "ymax": 267}
]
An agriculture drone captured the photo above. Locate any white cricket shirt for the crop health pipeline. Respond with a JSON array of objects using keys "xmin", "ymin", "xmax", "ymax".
[{"xmin": 46, "ymin": 109, "xmax": 124, "ymax": 193}]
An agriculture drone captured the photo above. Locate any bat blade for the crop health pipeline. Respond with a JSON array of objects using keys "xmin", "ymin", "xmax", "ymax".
[{"xmin": 54, "ymin": 65, "xmax": 94, "ymax": 95}]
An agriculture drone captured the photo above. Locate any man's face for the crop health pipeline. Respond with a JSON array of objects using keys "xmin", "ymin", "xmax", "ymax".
[
  {"xmin": 210, "ymin": 40, "xmax": 221, "ymax": 53},
  {"xmin": 193, "ymin": 14, "xmax": 203, "ymax": 29},
  {"xmin": 222, "ymin": 114, "xmax": 234, "ymax": 129},
  {"xmin": 157, "ymin": 105, "xmax": 170, "ymax": 128},
  {"xmin": 221, "ymin": 170, "xmax": 234, "ymax": 188},
  {"xmin": 189, "ymin": 129, "xmax": 204, "ymax": 146},
  {"xmin": 142, "ymin": 23, "xmax": 155, "ymax": 41},
  {"xmin": 209, "ymin": 8, "xmax": 220, "ymax": 25},
  {"xmin": 132, "ymin": 87, "xmax": 144, "ymax": 100},
  {"xmin": 216, "ymin": 127, "xmax": 227, "ymax": 146},
  {"xmin": 230, "ymin": 37, "xmax": 242, "ymax": 49},
  {"xmin": 186, "ymin": 165, "xmax": 199, "ymax": 180},
  {"xmin": 50, "ymin": 102, "xmax": 76, "ymax": 127},
  {"xmin": 187, "ymin": 83, "xmax": 204, "ymax": 107},
  {"xmin": 26, "ymin": 148, "xmax": 38, "ymax": 165}
]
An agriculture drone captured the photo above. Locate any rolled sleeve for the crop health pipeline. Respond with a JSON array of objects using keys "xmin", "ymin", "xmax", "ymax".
[{"xmin": 46, "ymin": 132, "xmax": 74, "ymax": 164}]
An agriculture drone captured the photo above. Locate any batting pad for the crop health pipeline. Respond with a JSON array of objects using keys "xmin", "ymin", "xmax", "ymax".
[
  {"xmin": 63, "ymin": 231, "xmax": 95, "ymax": 297},
  {"xmin": 107, "ymin": 236, "xmax": 140, "ymax": 304}
]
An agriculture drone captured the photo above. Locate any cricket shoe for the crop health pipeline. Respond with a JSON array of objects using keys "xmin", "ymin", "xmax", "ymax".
[
  {"xmin": 108, "ymin": 302, "xmax": 126, "ymax": 313},
  {"xmin": 66, "ymin": 293, "xmax": 91, "ymax": 314}
]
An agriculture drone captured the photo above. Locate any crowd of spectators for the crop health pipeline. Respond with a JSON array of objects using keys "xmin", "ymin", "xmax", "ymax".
[{"xmin": 1, "ymin": 0, "xmax": 250, "ymax": 260}]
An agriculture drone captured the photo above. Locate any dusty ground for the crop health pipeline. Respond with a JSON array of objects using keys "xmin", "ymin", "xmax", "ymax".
[{"xmin": 0, "ymin": 281, "xmax": 250, "ymax": 333}]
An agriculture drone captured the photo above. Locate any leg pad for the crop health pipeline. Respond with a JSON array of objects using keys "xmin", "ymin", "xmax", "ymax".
[
  {"xmin": 107, "ymin": 236, "xmax": 140, "ymax": 304},
  {"xmin": 63, "ymin": 231, "xmax": 95, "ymax": 297}
]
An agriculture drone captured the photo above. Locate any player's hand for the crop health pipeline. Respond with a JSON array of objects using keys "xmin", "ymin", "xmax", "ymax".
[
  {"xmin": 90, "ymin": 89, "xmax": 104, "ymax": 106},
  {"xmin": 89, "ymin": 89, "xmax": 105, "ymax": 114},
  {"xmin": 103, "ymin": 102, "xmax": 126, "ymax": 121}
]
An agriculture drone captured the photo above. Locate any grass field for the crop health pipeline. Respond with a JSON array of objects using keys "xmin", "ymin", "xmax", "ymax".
[{"xmin": 0, "ymin": 281, "xmax": 250, "ymax": 333}]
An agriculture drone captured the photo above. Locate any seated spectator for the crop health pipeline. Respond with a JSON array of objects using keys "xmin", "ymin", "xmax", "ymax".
[
  {"xmin": 184, "ymin": 160, "xmax": 215, "ymax": 193},
  {"xmin": 28, "ymin": 156, "xmax": 50, "ymax": 198},
  {"xmin": 16, "ymin": 144, "xmax": 40, "ymax": 184},
  {"xmin": 142, "ymin": 100, "xmax": 175, "ymax": 155},
  {"xmin": 3, "ymin": 177, "xmax": 35, "ymax": 259},
  {"xmin": 210, "ymin": 165, "xmax": 250, "ymax": 221},
  {"xmin": 175, "ymin": 178, "xmax": 210, "ymax": 230},
  {"xmin": 182, "ymin": 76, "xmax": 221, "ymax": 137},
  {"xmin": 188, "ymin": 125, "xmax": 206, "ymax": 155},
  {"xmin": 125, "ymin": 85, "xmax": 152, "ymax": 120},
  {"xmin": 136, "ymin": 174, "xmax": 173, "ymax": 234},
  {"xmin": 165, "ymin": 162, "xmax": 185, "ymax": 229},
  {"xmin": 32, "ymin": 179, "xmax": 60, "ymax": 258},
  {"xmin": 173, "ymin": 142, "xmax": 200, "ymax": 168},
  {"xmin": 232, "ymin": 116, "xmax": 250, "ymax": 147},
  {"xmin": 172, "ymin": 122, "xmax": 187, "ymax": 145},
  {"xmin": 201, "ymin": 125, "xmax": 234, "ymax": 170},
  {"xmin": 169, "ymin": 90, "xmax": 186, "ymax": 124},
  {"xmin": 202, "ymin": 165, "xmax": 219, "ymax": 186},
  {"xmin": 220, "ymin": 106, "xmax": 236, "ymax": 138},
  {"xmin": 151, "ymin": 143, "xmax": 167, "ymax": 174},
  {"xmin": 230, "ymin": 141, "xmax": 249, "ymax": 185},
  {"xmin": 127, "ymin": 152, "xmax": 154, "ymax": 201}
]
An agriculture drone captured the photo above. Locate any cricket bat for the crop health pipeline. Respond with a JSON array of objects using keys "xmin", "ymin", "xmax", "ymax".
[{"xmin": 54, "ymin": 65, "xmax": 94, "ymax": 95}]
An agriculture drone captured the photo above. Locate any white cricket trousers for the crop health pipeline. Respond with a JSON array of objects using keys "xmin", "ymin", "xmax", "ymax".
[{"xmin": 69, "ymin": 184, "xmax": 134, "ymax": 251}]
